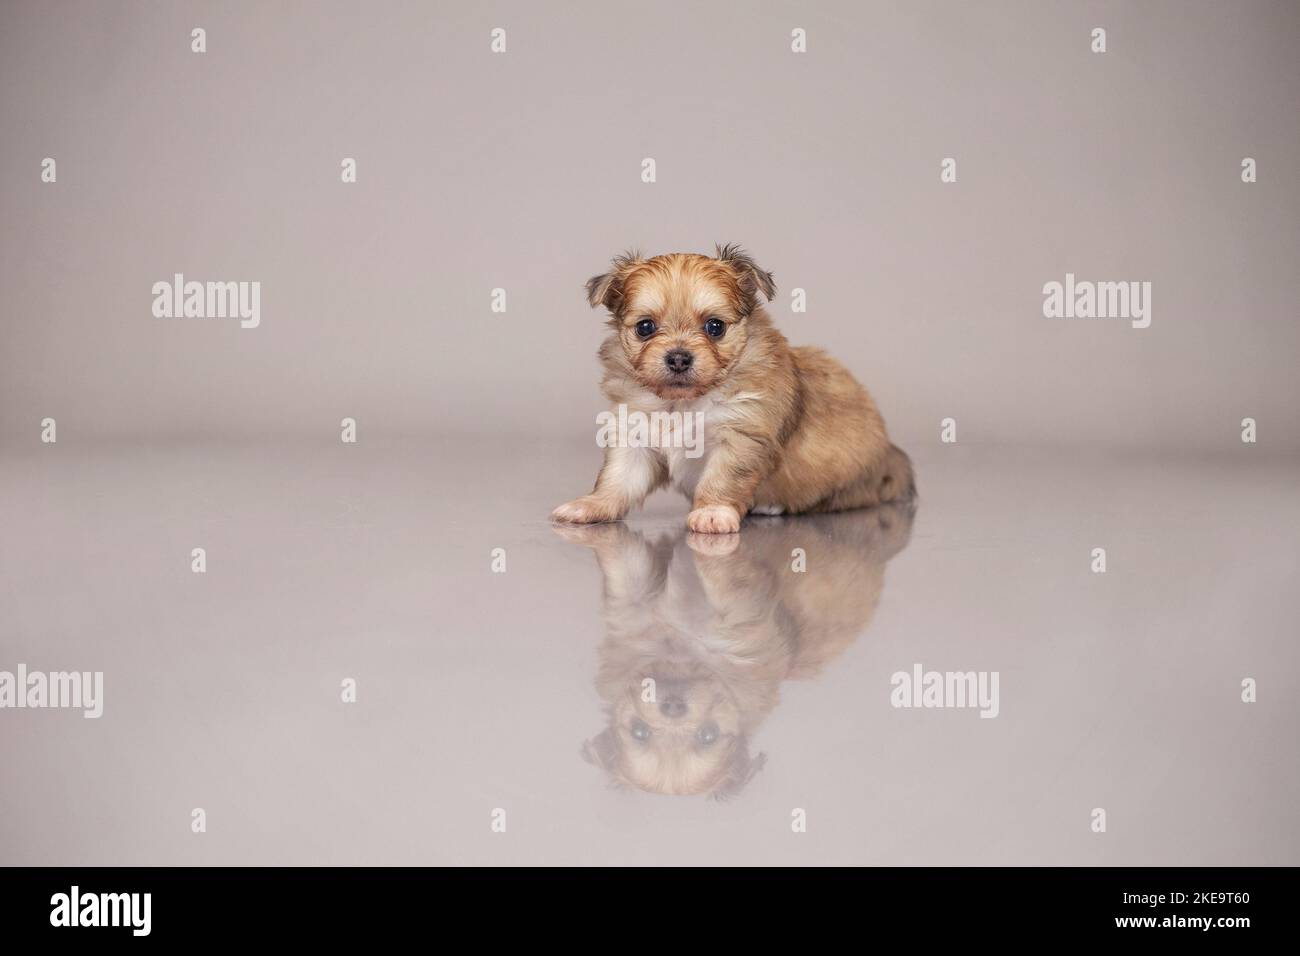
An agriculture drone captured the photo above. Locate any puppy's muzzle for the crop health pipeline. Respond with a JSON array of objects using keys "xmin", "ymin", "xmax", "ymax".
[{"xmin": 664, "ymin": 349, "xmax": 694, "ymax": 374}]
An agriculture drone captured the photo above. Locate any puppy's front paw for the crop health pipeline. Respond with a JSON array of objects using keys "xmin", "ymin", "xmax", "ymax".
[
  {"xmin": 551, "ymin": 496, "xmax": 621, "ymax": 525},
  {"xmin": 687, "ymin": 504, "xmax": 741, "ymax": 534}
]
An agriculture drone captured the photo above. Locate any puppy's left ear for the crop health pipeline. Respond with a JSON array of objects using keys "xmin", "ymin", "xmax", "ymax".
[{"xmin": 716, "ymin": 242, "xmax": 776, "ymax": 306}]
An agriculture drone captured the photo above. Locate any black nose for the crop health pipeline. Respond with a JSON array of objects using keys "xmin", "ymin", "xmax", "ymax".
[
  {"xmin": 664, "ymin": 349, "xmax": 694, "ymax": 373},
  {"xmin": 659, "ymin": 696, "xmax": 688, "ymax": 718}
]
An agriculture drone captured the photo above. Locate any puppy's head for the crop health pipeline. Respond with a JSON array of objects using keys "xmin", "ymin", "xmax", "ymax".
[{"xmin": 587, "ymin": 244, "xmax": 776, "ymax": 400}]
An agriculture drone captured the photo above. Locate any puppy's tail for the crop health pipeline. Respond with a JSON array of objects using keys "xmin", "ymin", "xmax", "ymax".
[
  {"xmin": 878, "ymin": 442, "xmax": 916, "ymax": 503},
  {"xmin": 807, "ymin": 441, "xmax": 916, "ymax": 514}
]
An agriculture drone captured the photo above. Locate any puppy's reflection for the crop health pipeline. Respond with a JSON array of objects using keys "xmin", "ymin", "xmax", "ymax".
[{"xmin": 555, "ymin": 502, "xmax": 915, "ymax": 798}]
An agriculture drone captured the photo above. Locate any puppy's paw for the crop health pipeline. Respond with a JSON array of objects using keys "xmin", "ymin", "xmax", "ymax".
[
  {"xmin": 551, "ymin": 496, "xmax": 621, "ymax": 525},
  {"xmin": 687, "ymin": 504, "xmax": 741, "ymax": 534}
]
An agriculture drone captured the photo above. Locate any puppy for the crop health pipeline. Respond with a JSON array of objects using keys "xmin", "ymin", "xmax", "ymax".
[
  {"xmin": 558, "ymin": 502, "xmax": 917, "ymax": 797},
  {"xmin": 552, "ymin": 244, "xmax": 914, "ymax": 533}
]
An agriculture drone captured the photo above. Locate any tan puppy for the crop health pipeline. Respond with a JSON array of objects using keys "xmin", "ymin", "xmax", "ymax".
[
  {"xmin": 552, "ymin": 245, "xmax": 914, "ymax": 533},
  {"xmin": 558, "ymin": 503, "xmax": 916, "ymax": 797}
]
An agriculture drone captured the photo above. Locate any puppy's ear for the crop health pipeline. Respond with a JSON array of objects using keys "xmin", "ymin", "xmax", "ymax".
[
  {"xmin": 715, "ymin": 242, "xmax": 776, "ymax": 306},
  {"xmin": 585, "ymin": 250, "xmax": 642, "ymax": 314}
]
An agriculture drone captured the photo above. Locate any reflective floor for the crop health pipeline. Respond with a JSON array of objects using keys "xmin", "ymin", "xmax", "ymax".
[{"xmin": 1, "ymin": 438, "xmax": 1297, "ymax": 865}]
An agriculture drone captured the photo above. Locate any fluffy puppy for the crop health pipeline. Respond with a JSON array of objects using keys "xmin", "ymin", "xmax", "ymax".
[{"xmin": 552, "ymin": 244, "xmax": 914, "ymax": 533}]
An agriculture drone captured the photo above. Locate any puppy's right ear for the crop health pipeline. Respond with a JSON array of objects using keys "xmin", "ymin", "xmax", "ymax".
[{"xmin": 585, "ymin": 250, "xmax": 642, "ymax": 314}]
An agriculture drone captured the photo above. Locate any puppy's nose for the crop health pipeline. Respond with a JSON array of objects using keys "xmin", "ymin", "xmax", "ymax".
[
  {"xmin": 659, "ymin": 696, "xmax": 688, "ymax": 719},
  {"xmin": 664, "ymin": 349, "xmax": 694, "ymax": 373}
]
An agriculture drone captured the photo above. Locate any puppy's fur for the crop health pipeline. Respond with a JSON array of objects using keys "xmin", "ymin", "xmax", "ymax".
[
  {"xmin": 553, "ymin": 245, "xmax": 914, "ymax": 533},
  {"xmin": 558, "ymin": 503, "xmax": 916, "ymax": 797}
]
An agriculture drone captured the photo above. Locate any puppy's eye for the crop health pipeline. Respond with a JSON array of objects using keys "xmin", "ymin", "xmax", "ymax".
[
  {"xmin": 629, "ymin": 718, "xmax": 652, "ymax": 742},
  {"xmin": 703, "ymin": 317, "xmax": 726, "ymax": 338},
  {"xmin": 634, "ymin": 318, "xmax": 657, "ymax": 339},
  {"xmin": 696, "ymin": 721, "xmax": 720, "ymax": 746}
]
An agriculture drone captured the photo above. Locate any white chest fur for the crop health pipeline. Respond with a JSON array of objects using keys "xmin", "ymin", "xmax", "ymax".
[
  {"xmin": 665, "ymin": 443, "xmax": 708, "ymax": 496},
  {"xmin": 629, "ymin": 392, "xmax": 735, "ymax": 497}
]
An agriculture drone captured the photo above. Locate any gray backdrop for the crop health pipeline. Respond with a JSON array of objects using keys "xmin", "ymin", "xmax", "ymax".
[{"xmin": 2, "ymin": 0, "xmax": 1297, "ymax": 451}]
